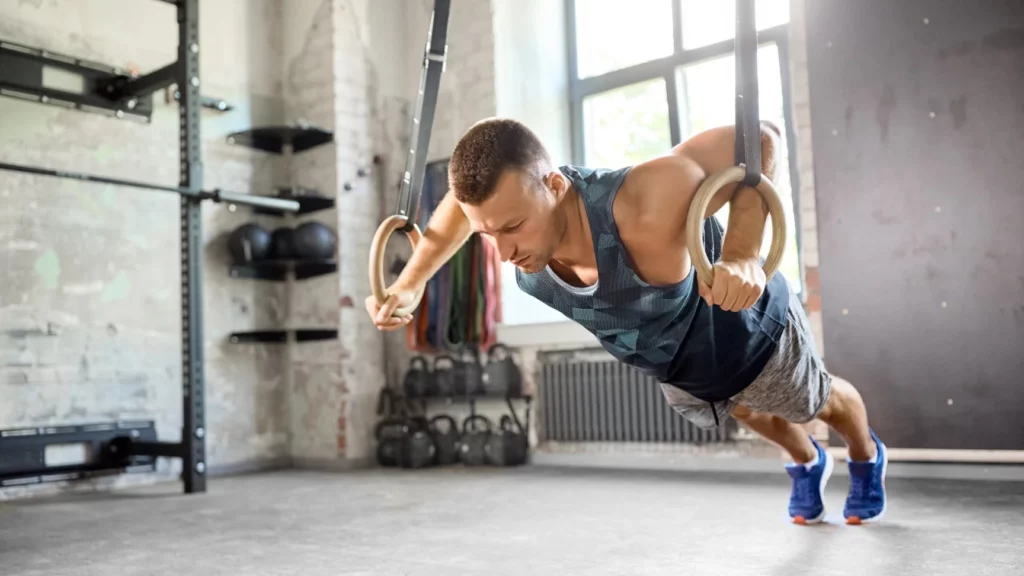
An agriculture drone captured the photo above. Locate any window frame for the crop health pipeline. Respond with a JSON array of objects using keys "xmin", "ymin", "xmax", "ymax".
[{"xmin": 565, "ymin": 0, "xmax": 804, "ymax": 286}]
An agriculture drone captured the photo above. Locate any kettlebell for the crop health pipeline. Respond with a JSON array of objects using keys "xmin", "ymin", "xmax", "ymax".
[
  {"xmin": 402, "ymin": 356, "xmax": 432, "ymax": 399},
  {"xmin": 433, "ymin": 353, "xmax": 459, "ymax": 397},
  {"xmin": 457, "ymin": 346, "xmax": 484, "ymax": 396},
  {"xmin": 482, "ymin": 343, "xmax": 522, "ymax": 398},
  {"xmin": 429, "ymin": 415, "xmax": 460, "ymax": 466},
  {"xmin": 374, "ymin": 417, "xmax": 405, "ymax": 467},
  {"xmin": 398, "ymin": 416, "xmax": 436, "ymax": 469},
  {"xmin": 485, "ymin": 414, "xmax": 528, "ymax": 467},
  {"xmin": 459, "ymin": 414, "xmax": 492, "ymax": 466}
]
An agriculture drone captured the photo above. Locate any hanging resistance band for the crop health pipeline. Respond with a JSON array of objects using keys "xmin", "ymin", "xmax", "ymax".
[
  {"xmin": 683, "ymin": 0, "xmax": 789, "ymax": 426},
  {"xmin": 369, "ymin": 0, "xmax": 451, "ymax": 317}
]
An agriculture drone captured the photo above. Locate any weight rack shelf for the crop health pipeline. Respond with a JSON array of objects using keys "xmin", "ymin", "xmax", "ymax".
[
  {"xmin": 229, "ymin": 259, "xmax": 337, "ymax": 281},
  {"xmin": 251, "ymin": 187, "xmax": 335, "ymax": 217},
  {"xmin": 416, "ymin": 393, "xmax": 533, "ymax": 401},
  {"xmin": 229, "ymin": 329, "xmax": 339, "ymax": 344},
  {"xmin": 226, "ymin": 126, "xmax": 334, "ymax": 154}
]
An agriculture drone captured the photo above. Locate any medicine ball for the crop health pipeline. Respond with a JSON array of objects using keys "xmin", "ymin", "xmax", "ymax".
[
  {"xmin": 270, "ymin": 227, "xmax": 296, "ymax": 260},
  {"xmin": 227, "ymin": 223, "xmax": 271, "ymax": 264},
  {"xmin": 293, "ymin": 221, "xmax": 336, "ymax": 260}
]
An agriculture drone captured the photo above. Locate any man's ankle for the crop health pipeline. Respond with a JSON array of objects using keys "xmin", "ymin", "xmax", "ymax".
[
  {"xmin": 790, "ymin": 440, "xmax": 819, "ymax": 466},
  {"xmin": 847, "ymin": 437, "xmax": 877, "ymax": 463}
]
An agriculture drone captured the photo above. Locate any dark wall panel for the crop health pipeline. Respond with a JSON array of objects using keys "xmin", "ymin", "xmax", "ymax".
[{"xmin": 806, "ymin": 0, "xmax": 1024, "ymax": 450}]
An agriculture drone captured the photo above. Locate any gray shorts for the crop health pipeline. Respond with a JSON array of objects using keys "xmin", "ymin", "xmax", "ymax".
[{"xmin": 660, "ymin": 293, "xmax": 832, "ymax": 429}]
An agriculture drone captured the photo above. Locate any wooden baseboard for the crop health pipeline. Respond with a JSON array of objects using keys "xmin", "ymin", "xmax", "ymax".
[{"xmin": 825, "ymin": 446, "xmax": 1024, "ymax": 464}]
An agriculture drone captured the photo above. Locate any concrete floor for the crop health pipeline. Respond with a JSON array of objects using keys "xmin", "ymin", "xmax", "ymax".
[{"xmin": 2, "ymin": 466, "xmax": 1023, "ymax": 576}]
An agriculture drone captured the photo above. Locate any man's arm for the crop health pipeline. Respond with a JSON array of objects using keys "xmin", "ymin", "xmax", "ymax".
[
  {"xmin": 391, "ymin": 190, "xmax": 474, "ymax": 293},
  {"xmin": 368, "ymin": 190, "xmax": 472, "ymax": 328},
  {"xmin": 675, "ymin": 121, "xmax": 781, "ymax": 310},
  {"xmin": 676, "ymin": 121, "xmax": 780, "ymax": 261}
]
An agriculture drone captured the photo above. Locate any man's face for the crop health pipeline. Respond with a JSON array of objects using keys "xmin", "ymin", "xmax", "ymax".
[{"xmin": 459, "ymin": 169, "xmax": 566, "ymax": 274}]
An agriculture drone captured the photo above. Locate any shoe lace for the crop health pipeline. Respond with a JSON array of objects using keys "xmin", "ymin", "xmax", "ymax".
[
  {"xmin": 850, "ymin": 470, "xmax": 874, "ymax": 501},
  {"xmin": 793, "ymin": 473, "xmax": 813, "ymax": 501}
]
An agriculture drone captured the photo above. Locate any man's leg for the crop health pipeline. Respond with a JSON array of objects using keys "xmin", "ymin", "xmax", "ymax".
[
  {"xmin": 732, "ymin": 375, "xmax": 876, "ymax": 463},
  {"xmin": 731, "ymin": 292, "xmax": 887, "ymax": 524},
  {"xmin": 730, "ymin": 403, "xmax": 817, "ymax": 464},
  {"xmin": 813, "ymin": 376, "xmax": 876, "ymax": 461}
]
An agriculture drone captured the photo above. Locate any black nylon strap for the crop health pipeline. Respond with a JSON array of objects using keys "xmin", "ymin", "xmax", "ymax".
[
  {"xmin": 734, "ymin": 0, "xmax": 761, "ymax": 187},
  {"xmin": 397, "ymin": 0, "xmax": 452, "ymax": 231}
]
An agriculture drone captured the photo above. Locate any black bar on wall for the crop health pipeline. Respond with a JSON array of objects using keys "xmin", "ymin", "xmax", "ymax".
[{"xmin": 178, "ymin": 0, "xmax": 206, "ymax": 494}]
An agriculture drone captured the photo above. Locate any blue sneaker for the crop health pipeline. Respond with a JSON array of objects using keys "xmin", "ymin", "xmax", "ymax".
[
  {"xmin": 785, "ymin": 436, "xmax": 834, "ymax": 525},
  {"xmin": 844, "ymin": 429, "xmax": 888, "ymax": 525}
]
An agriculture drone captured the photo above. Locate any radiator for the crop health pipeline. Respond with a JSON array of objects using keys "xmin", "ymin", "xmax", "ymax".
[{"xmin": 537, "ymin": 349, "xmax": 735, "ymax": 444}]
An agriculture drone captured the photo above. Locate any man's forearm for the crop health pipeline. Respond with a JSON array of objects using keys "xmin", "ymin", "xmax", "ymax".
[
  {"xmin": 721, "ymin": 128, "xmax": 778, "ymax": 261},
  {"xmin": 391, "ymin": 191, "xmax": 473, "ymax": 291}
]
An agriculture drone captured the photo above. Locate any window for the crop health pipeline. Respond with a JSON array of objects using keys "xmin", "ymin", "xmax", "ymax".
[
  {"xmin": 573, "ymin": 0, "xmax": 675, "ymax": 79},
  {"xmin": 567, "ymin": 0, "xmax": 803, "ymax": 293}
]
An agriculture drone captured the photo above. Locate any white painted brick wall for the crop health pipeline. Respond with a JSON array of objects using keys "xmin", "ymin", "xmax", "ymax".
[
  {"xmin": 787, "ymin": 0, "xmax": 825, "ymax": 356},
  {"xmin": 0, "ymin": 0, "xmax": 292, "ymax": 498}
]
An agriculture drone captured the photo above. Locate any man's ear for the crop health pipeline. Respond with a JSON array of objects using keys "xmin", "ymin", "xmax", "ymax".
[{"xmin": 545, "ymin": 171, "xmax": 568, "ymax": 199}]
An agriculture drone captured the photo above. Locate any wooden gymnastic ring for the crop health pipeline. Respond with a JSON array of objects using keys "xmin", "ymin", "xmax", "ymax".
[
  {"xmin": 368, "ymin": 215, "xmax": 425, "ymax": 318},
  {"xmin": 685, "ymin": 165, "xmax": 787, "ymax": 287}
]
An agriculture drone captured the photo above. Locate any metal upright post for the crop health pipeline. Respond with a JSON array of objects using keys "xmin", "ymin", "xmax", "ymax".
[{"xmin": 178, "ymin": 0, "xmax": 206, "ymax": 494}]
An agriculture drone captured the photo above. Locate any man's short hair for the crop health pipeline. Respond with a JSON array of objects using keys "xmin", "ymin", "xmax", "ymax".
[{"xmin": 448, "ymin": 117, "xmax": 551, "ymax": 205}]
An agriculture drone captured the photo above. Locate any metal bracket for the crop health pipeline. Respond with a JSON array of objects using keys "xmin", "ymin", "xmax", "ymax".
[
  {"xmin": 0, "ymin": 38, "xmax": 233, "ymax": 121},
  {"xmin": 0, "ymin": 421, "xmax": 158, "ymax": 487}
]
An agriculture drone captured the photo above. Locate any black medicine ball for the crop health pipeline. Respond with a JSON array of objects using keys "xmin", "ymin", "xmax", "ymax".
[{"xmin": 227, "ymin": 223, "xmax": 271, "ymax": 264}]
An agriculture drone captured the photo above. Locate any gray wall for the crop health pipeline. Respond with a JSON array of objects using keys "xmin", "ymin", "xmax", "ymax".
[{"xmin": 806, "ymin": 0, "xmax": 1024, "ymax": 450}]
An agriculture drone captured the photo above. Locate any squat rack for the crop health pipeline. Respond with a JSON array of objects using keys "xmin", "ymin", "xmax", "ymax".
[{"xmin": 0, "ymin": 0, "xmax": 301, "ymax": 494}]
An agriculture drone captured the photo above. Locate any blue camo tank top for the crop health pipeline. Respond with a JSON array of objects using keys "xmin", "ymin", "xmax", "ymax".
[{"xmin": 516, "ymin": 165, "xmax": 791, "ymax": 403}]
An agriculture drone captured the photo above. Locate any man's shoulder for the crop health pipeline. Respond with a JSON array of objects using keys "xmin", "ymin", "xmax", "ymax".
[{"xmin": 613, "ymin": 154, "xmax": 705, "ymax": 239}]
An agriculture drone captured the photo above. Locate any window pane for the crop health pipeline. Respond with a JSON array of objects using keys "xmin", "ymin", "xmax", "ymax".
[
  {"xmin": 574, "ymin": 0, "xmax": 674, "ymax": 79},
  {"xmin": 583, "ymin": 77, "xmax": 672, "ymax": 168},
  {"xmin": 680, "ymin": 0, "xmax": 790, "ymax": 50},
  {"xmin": 674, "ymin": 44, "xmax": 803, "ymax": 292}
]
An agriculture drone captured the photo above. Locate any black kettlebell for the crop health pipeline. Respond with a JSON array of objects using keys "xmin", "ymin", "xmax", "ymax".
[
  {"xmin": 398, "ymin": 416, "xmax": 436, "ymax": 469},
  {"xmin": 374, "ymin": 417, "xmax": 405, "ymax": 467},
  {"xmin": 402, "ymin": 356, "xmax": 432, "ymax": 399},
  {"xmin": 459, "ymin": 414, "xmax": 492, "ymax": 466},
  {"xmin": 485, "ymin": 414, "xmax": 528, "ymax": 467},
  {"xmin": 482, "ymin": 343, "xmax": 522, "ymax": 398},
  {"xmin": 227, "ymin": 223, "xmax": 272, "ymax": 263},
  {"xmin": 433, "ymin": 353, "xmax": 459, "ymax": 397},
  {"xmin": 293, "ymin": 221, "xmax": 337, "ymax": 260},
  {"xmin": 429, "ymin": 415, "xmax": 460, "ymax": 466},
  {"xmin": 457, "ymin": 346, "xmax": 484, "ymax": 396}
]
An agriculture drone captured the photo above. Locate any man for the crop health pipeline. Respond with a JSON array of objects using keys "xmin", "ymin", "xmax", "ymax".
[{"xmin": 366, "ymin": 117, "xmax": 887, "ymax": 525}]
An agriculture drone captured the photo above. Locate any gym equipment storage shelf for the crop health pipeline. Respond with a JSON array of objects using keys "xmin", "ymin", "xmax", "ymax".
[
  {"xmin": 250, "ymin": 187, "xmax": 335, "ymax": 217},
  {"xmin": 229, "ymin": 259, "xmax": 337, "ymax": 281},
  {"xmin": 229, "ymin": 329, "xmax": 338, "ymax": 344},
  {"xmin": 226, "ymin": 125, "xmax": 333, "ymax": 154}
]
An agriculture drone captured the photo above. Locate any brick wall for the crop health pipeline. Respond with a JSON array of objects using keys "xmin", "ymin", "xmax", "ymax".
[
  {"xmin": 788, "ymin": 0, "xmax": 825, "ymax": 355},
  {"xmin": 379, "ymin": 0, "xmax": 506, "ymax": 431},
  {"xmin": 277, "ymin": 0, "xmax": 502, "ymax": 466}
]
